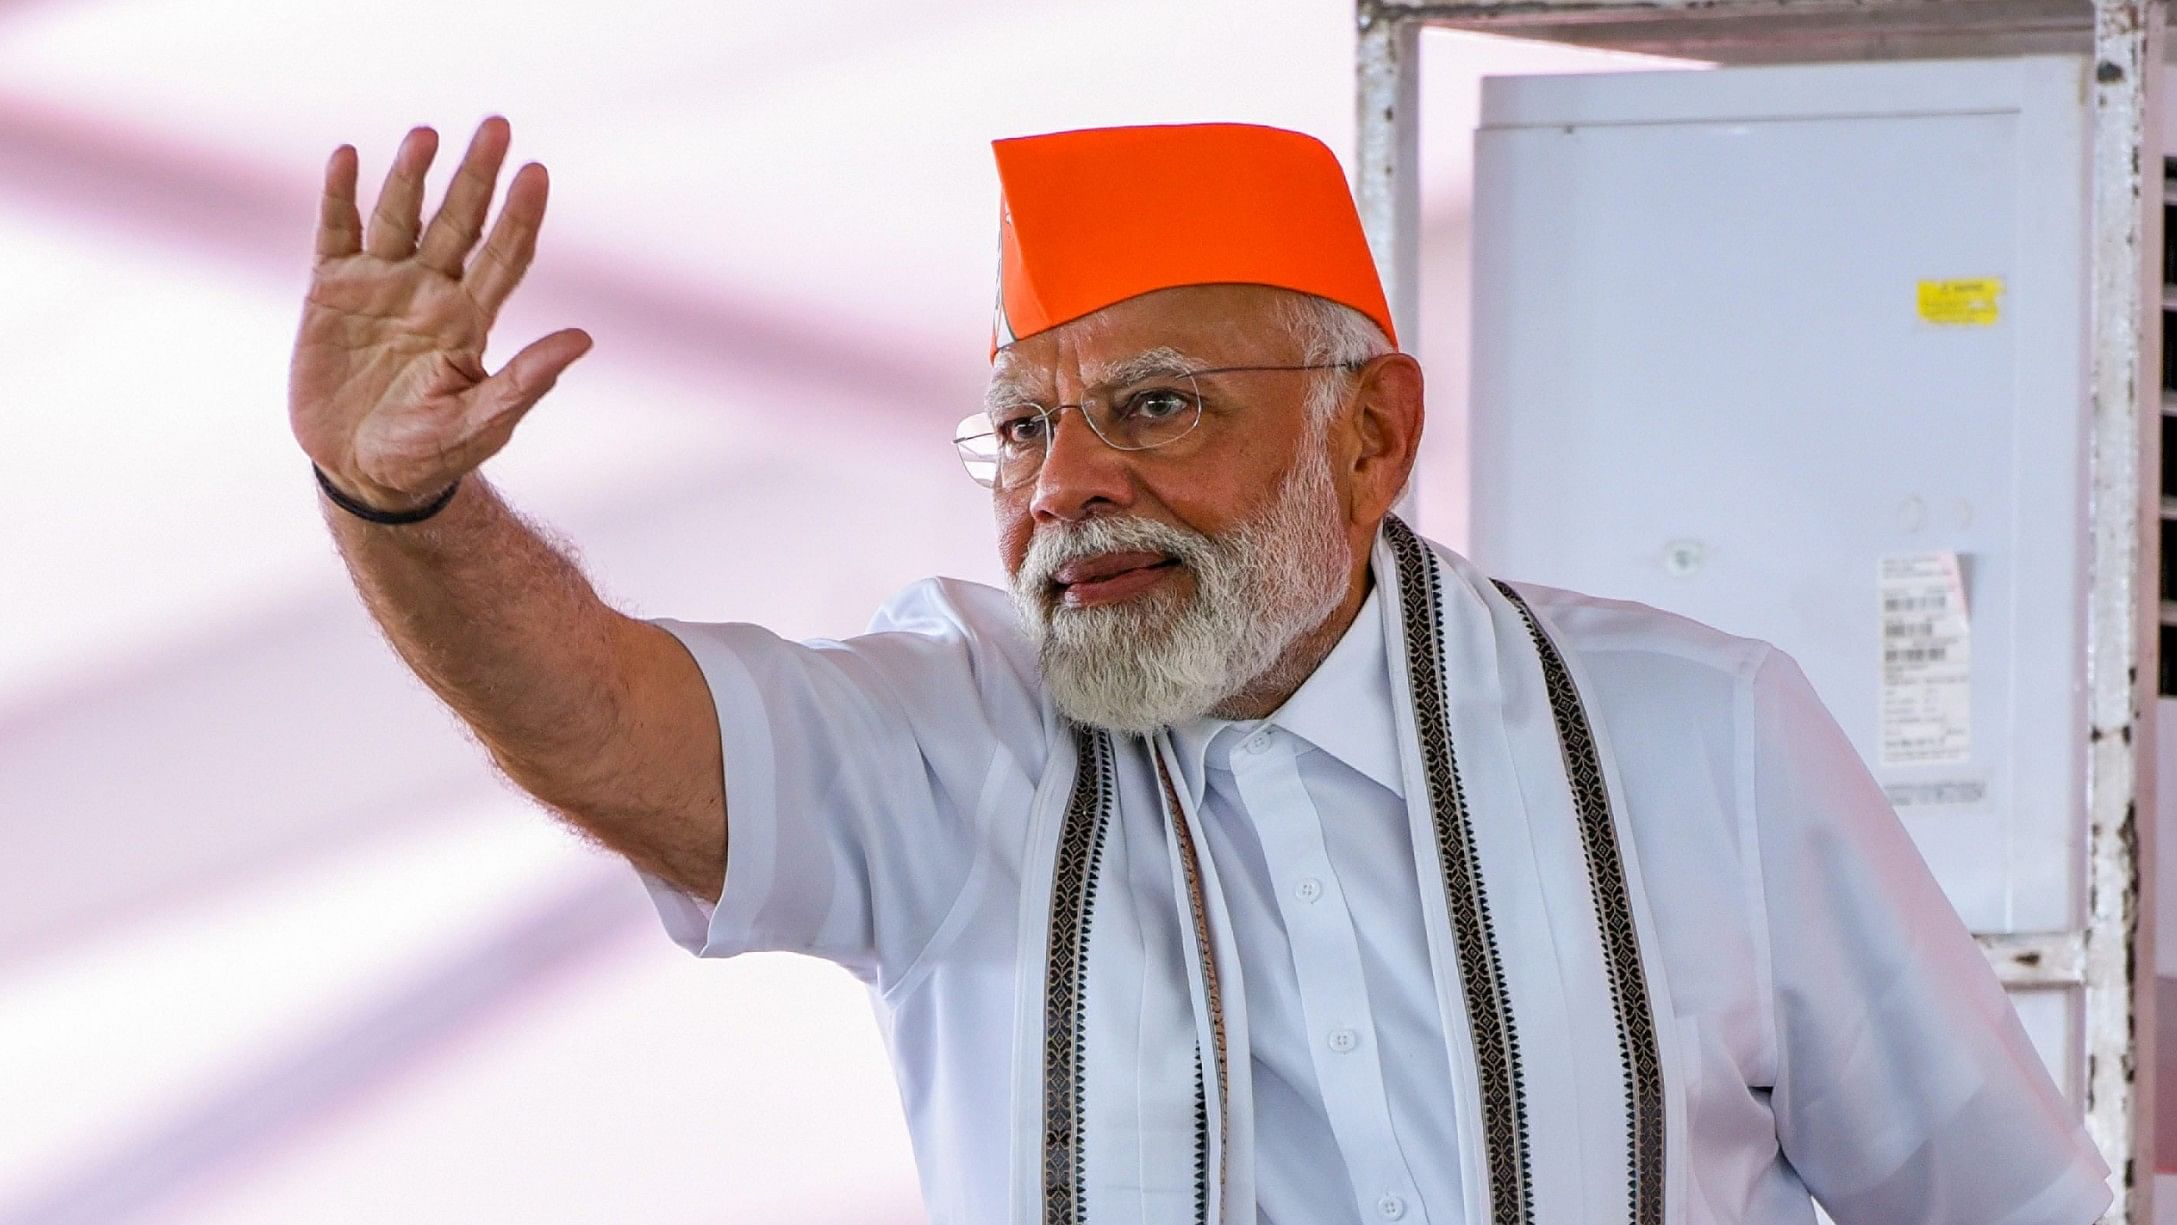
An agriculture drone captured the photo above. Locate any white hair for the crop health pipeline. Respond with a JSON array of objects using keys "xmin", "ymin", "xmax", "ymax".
[
  {"xmin": 1010, "ymin": 427, "xmax": 1350, "ymax": 733},
  {"xmin": 1275, "ymin": 292, "xmax": 1395, "ymax": 426}
]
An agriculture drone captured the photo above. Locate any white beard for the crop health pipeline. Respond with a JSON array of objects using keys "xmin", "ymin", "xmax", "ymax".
[{"xmin": 1008, "ymin": 436, "xmax": 1352, "ymax": 734}]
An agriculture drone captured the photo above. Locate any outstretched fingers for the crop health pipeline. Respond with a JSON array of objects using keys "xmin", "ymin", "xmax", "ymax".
[
  {"xmin": 363, "ymin": 126, "xmax": 440, "ymax": 259},
  {"xmin": 316, "ymin": 145, "xmax": 362, "ymax": 260},
  {"xmin": 465, "ymin": 161, "xmax": 550, "ymax": 317},
  {"xmin": 417, "ymin": 117, "xmax": 512, "ymax": 276}
]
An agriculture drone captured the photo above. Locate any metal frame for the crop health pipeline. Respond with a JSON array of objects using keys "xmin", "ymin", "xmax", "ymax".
[{"xmin": 1356, "ymin": 0, "xmax": 2160, "ymax": 1216}]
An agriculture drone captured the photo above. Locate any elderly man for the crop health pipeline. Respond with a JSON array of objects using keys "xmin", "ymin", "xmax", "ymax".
[{"xmin": 291, "ymin": 116, "xmax": 2111, "ymax": 1225}]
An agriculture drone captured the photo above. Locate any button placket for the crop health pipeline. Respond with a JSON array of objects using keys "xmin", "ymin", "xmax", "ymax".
[{"xmin": 1225, "ymin": 731, "xmax": 1434, "ymax": 1225}]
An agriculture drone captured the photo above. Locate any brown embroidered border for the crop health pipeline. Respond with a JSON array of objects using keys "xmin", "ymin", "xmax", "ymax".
[
  {"xmin": 1156, "ymin": 752, "xmax": 1225, "ymax": 1225},
  {"xmin": 1494, "ymin": 579, "xmax": 1666, "ymax": 1225},
  {"xmin": 1041, "ymin": 727, "xmax": 1113, "ymax": 1224},
  {"xmin": 1384, "ymin": 515, "xmax": 1533, "ymax": 1224}
]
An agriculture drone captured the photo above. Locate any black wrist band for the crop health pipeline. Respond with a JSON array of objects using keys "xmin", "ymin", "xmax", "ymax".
[{"xmin": 313, "ymin": 464, "xmax": 461, "ymax": 525}]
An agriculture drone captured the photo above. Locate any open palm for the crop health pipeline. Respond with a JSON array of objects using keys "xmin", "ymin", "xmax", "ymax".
[{"xmin": 289, "ymin": 117, "xmax": 591, "ymax": 512}]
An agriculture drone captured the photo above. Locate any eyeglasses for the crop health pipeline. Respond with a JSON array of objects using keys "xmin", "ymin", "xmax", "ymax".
[{"xmin": 953, "ymin": 361, "xmax": 1363, "ymax": 489}]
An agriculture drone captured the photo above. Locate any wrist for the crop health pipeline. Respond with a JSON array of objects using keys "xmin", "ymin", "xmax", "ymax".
[{"xmin": 313, "ymin": 463, "xmax": 462, "ymax": 525}]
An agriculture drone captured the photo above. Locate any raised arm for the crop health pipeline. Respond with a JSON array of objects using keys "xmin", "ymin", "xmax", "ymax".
[{"xmin": 289, "ymin": 117, "xmax": 727, "ymax": 899}]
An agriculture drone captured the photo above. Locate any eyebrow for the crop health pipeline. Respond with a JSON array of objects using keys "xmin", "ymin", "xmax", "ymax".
[
  {"xmin": 983, "ymin": 346, "xmax": 1208, "ymax": 415},
  {"xmin": 1087, "ymin": 346, "xmax": 1206, "ymax": 387}
]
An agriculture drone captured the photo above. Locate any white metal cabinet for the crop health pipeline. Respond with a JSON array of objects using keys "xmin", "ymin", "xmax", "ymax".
[{"xmin": 1467, "ymin": 53, "xmax": 2092, "ymax": 1089}]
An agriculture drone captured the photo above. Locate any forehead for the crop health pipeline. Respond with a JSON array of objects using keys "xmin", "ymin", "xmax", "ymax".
[{"xmin": 988, "ymin": 283, "xmax": 1299, "ymax": 399}]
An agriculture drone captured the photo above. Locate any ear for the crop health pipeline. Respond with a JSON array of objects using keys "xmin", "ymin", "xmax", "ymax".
[{"xmin": 1341, "ymin": 353, "xmax": 1425, "ymax": 528}]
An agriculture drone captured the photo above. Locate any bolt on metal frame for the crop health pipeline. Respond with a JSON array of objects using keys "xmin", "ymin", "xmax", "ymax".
[{"xmin": 1354, "ymin": 0, "xmax": 2161, "ymax": 1216}]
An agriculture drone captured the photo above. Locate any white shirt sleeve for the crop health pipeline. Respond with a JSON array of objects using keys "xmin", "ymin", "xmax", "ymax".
[
  {"xmin": 1752, "ymin": 647, "xmax": 2111, "ymax": 1225},
  {"xmin": 633, "ymin": 577, "xmax": 1051, "ymax": 989}
]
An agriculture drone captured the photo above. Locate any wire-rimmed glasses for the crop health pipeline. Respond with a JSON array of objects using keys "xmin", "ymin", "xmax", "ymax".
[{"xmin": 953, "ymin": 361, "xmax": 1362, "ymax": 489}]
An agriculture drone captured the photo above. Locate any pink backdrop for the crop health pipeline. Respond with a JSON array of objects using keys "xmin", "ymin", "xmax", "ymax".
[{"xmin": 0, "ymin": 6, "xmax": 1667, "ymax": 1220}]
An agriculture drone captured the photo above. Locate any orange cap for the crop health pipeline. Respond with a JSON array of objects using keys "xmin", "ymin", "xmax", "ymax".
[{"xmin": 989, "ymin": 122, "xmax": 1397, "ymax": 358}]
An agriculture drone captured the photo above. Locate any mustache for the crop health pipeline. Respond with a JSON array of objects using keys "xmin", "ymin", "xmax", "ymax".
[{"xmin": 1015, "ymin": 516, "xmax": 1212, "ymax": 600}]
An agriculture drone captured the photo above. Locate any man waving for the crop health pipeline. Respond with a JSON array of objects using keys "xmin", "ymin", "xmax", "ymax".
[{"xmin": 293, "ymin": 115, "xmax": 2111, "ymax": 1225}]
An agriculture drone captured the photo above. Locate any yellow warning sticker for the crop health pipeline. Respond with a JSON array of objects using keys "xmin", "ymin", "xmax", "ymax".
[{"xmin": 1916, "ymin": 278, "xmax": 2003, "ymax": 326}]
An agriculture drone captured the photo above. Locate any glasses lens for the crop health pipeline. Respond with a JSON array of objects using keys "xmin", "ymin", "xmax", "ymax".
[
  {"xmin": 1088, "ymin": 372, "xmax": 1201, "ymax": 451},
  {"xmin": 953, "ymin": 413, "xmax": 999, "ymax": 488},
  {"xmin": 957, "ymin": 370, "xmax": 1205, "ymax": 487}
]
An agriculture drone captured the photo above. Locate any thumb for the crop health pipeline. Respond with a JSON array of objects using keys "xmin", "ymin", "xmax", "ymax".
[{"xmin": 463, "ymin": 327, "xmax": 593, "ymax": 439}]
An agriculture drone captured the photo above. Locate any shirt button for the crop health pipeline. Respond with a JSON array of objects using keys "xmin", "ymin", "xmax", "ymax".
[
  {"xmin": 1377, "ymin": 1194, "xmax": 1406, "ymax": 1219},
  {"xmin": 1243, "ymin": 731, "xmax": 1271, "ymax": 754},
  {"xmin": 1327, "ymin": 1027, "xmax": 1359, "ymax": 1053},
  {"xmin": 1294, "ymin": 877, "xmax": 1323, "ymax": 903}
]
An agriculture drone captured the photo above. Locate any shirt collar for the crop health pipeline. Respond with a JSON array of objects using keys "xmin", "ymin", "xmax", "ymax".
[
  {"xmin": 1272, "ymin": 582, "xmax": 1403, "ymax": 797},
  {"xmin": 1166, "ymin": 580, "xmax": 1404, "ymax": 806}
]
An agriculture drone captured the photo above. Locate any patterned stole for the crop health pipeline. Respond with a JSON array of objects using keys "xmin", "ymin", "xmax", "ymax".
[{"xmin": 1019, "ymin": 516, "xmax": 1679, "ymax": 1225}]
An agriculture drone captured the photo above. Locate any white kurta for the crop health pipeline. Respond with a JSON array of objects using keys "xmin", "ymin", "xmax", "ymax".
[{"xmin": 638, "ymin": 564, "xmax": 2110, "ymax": 1225}]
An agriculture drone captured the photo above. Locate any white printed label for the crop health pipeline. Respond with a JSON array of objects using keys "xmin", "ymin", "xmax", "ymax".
[
  {"xmin": 1882, "ymin": 777, "xmax": 1988, "ymax": 811},
  {"xmin": 1879, "ymin": 552, "xmax": 1972, "ymax": 767}
]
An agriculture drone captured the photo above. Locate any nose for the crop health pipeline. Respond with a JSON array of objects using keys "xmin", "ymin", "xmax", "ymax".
[{"xmin": 1027, "ymin": 404, "xmax": 1135, "ymax": 524}]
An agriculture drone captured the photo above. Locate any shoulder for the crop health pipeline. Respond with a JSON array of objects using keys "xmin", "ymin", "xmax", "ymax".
[
  {"xmin": 1497, "ymin": 576, "xmax": 1779, "ymax": 705},
  {"xmin": 1491, "ymin": 579, "xmax": 1783, "ymax": 864},
  {"xmin": 857, "ymin": 575, "xmax": 1050, "ymax": 721},
  {"xmin": 866, "ymin": 575, "xmax": 1035, "ymax": 666},
  {"xmin": 868, "ymin": 573, "xmax": 1021, "ymax": 638}
]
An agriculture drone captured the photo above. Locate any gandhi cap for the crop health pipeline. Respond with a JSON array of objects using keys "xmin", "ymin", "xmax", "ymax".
[{"xmin": 988, "ymin": 122, "xmax": 1397, "ymax": 358}]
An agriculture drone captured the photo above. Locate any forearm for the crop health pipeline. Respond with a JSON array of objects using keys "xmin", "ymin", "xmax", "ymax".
[
  {"xmin": 293, "ymin": 119, "xmax": 724, "ymax": 895},
  {"xmin": 322, "ymin": 473, "xmax": 633, "ymax": 808}
]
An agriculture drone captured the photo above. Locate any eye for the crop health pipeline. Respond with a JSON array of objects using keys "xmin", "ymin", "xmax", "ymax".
[
  {"xmin": 994, "ymin": 410, "xmax": 1049, "ymax": 447},
  {"xmin": 1117, "ymin": 387, "xmax": 1193, "ymax": 423}
]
